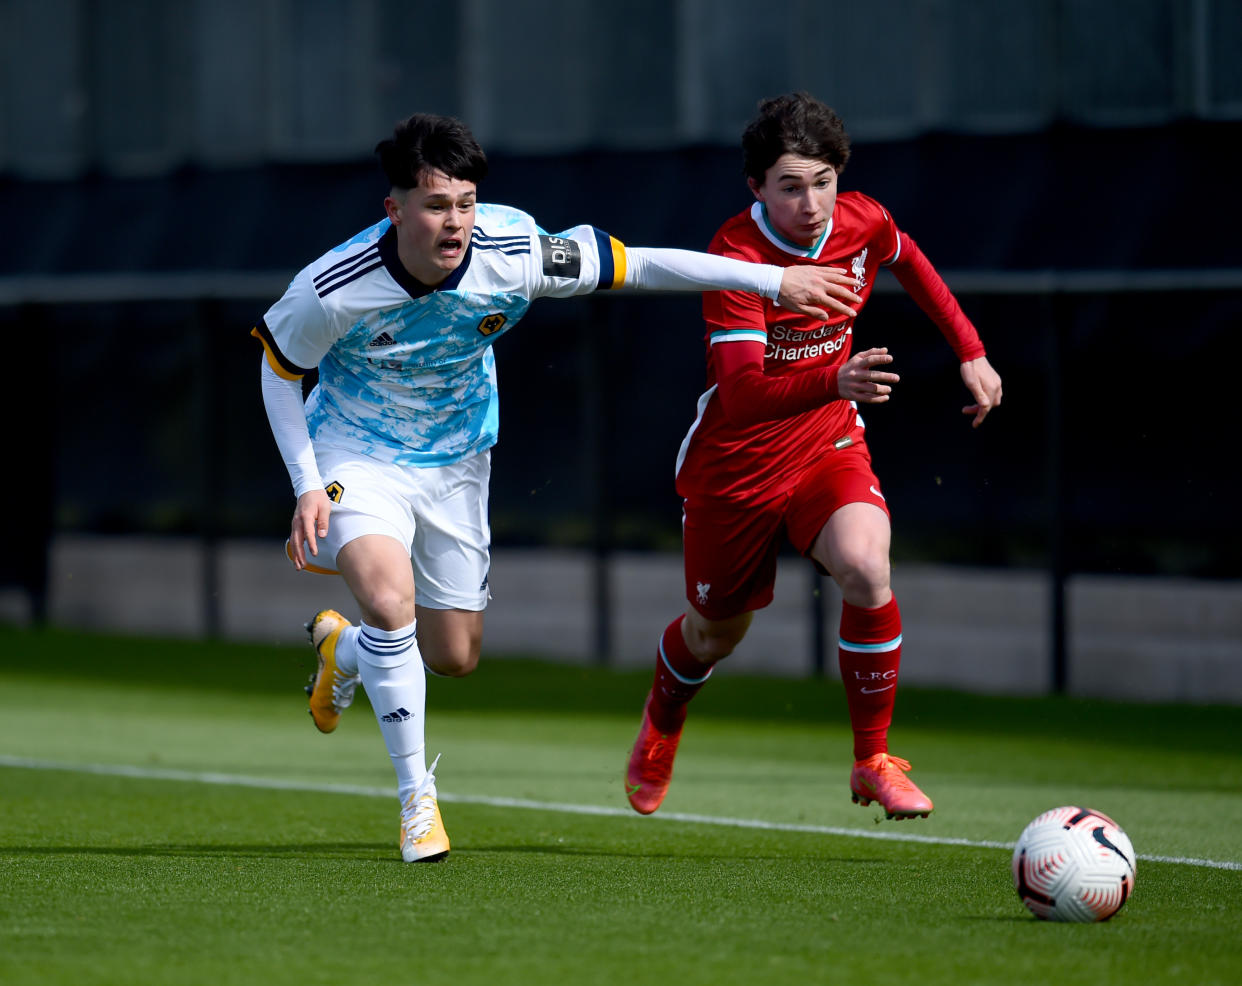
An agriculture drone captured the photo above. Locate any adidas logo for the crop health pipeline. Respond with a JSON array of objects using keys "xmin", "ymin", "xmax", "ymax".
[
  {"xmin": 368, "ymin": 331, "xmax": 396, "ymax": 348},
  {"xmin": 381, "ymin": 707, "xmax": 415, "ymax": 723}
]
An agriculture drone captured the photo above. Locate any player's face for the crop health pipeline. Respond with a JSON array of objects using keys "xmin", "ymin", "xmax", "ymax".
[
  {"xmin": 748, "ymin": 153, "xmax": 838, "ymax": 247},
  {"xmin": 385, "ymin": 170, "xmax": 477, "ymax": 285}
]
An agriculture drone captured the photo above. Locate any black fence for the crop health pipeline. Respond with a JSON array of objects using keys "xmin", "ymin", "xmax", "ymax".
[
  {"xmin": 4, "ymin": 270, "xmax": 1238, "ymax": 656},
  {"xmin": 4, "ymin": 126, "xmax": 1240, "ymax": 685}
]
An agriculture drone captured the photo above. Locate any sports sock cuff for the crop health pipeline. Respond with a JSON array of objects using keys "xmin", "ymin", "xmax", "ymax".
[
  {"xmin": 839, "ymin": 596, "xmax": 902, "ymax": 647},
  {"xmin": 357, "ymin": 619, "xmax": 420, "ymax": 669},
  {"xmin": 659, "ymin": 615, "xmax": 713, "ymax": 683},
  {"xmin": 334, "ymin": 624, "xmax": 360, "ymax": 676}
]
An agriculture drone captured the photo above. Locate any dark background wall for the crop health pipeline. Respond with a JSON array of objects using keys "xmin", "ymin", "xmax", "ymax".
[{"xmin": 4, "ymin": 121, "xmax": 1239, "ymax": 584}]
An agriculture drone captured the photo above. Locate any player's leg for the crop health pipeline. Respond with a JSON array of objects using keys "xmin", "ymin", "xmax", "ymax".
[
  {"xmin": 336, "ymin": 533, "xmax": 449, "ymax": 861},
  {"xmin": 289, "ymin": 450, "xmax": 447, "ymax": 860},
  {"xmin": 416, "ymin": 606, "xmax": 484, "ymax": 676},
  {"xmin": 408, "ymin": 449, "xmax": 492, "ymax": 677},
  {"xmin": 625, "ymin": 495, "xmax": 779, "ymax": 814},
  {"xmin": 811, "ymin": 500, "xmax": 900, "ymax": 760},
  {"xmin": 348, "ymin": 448, "xmax": 487, "ymax": 859},
  {"xmin": 651, "ymin": 608, "xmax": 752, "ymax": 734},
  {"xmin": 810, "ymin": 500, "xmax": 932, "ymax": 819},
  {"xmin": 624, "ymin": 608, "xmax": 752, "ymax": 815},
  {"xmin": 791, "ymin": 441, "xmax": 931, "ymax": 819},
  {"xmin": 298, "ymin": 451, "xmax": 414, "ymax": 734}
]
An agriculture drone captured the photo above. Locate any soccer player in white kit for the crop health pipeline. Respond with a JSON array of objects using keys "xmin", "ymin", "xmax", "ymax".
[{"xmin": 254, "ymin": 113, "xmax": 865, "ymax": 862}]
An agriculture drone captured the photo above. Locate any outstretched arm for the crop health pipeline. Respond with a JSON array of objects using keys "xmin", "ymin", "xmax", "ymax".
[{"xmin": 623, "ymin": 247, "xmax": 861, "ymax": 320}]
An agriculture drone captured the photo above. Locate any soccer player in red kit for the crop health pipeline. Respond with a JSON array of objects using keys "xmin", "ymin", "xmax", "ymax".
[{"xmin": 624, "ymin": 92, "xmax": 1003, "ymax": 820}]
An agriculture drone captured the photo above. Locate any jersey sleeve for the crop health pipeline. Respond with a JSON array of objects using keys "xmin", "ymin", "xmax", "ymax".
[
  {"xmin": 259, "ymin": 358, "xmax": 323, "ymax": 497},
  {"xmin": 886, "ymin": 230, "xmax": 986, "ymax": 363},
  {"xmin": 712, "ymin": 337, "xmax": 842, "ymax": 426},
  {"xmin": 872, "ymin": 199, "xmax": 903, "ymax": 265},
  {"xmin": 621, "ymin": 247, "xmax": 782, "ymax": 298},
  {"xmin": 527, "ymin": 224, "xmax": 784, "ymax": 301},
  {"xmin": 251, "ymin": 268, "xmax": 340, "ymax": 378},
  {"xmin": 526, "ymin": 224, "xmax": 627, "ymax": 300}
]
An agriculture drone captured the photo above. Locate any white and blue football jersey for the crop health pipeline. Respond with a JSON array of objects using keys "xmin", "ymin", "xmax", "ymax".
[{"xmin": 254, "ymin": 203, "xmax": 628, "ymax": 466}]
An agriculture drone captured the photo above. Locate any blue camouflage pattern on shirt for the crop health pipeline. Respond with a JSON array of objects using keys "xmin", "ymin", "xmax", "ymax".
[{"xmin": 262, "ymin": 204, "xmax": 612, "ymax": 466}]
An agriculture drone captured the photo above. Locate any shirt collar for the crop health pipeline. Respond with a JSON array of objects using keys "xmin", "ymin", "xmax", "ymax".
[
  {"xmin": 751, "ymin": 201, "xmax": 832, "ymax": 260},
  {"xmin": 378, "ymin": 222, "xmax": 474, "ymax": 299}
]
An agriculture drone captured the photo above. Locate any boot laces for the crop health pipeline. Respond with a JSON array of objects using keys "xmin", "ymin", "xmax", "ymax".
[
  {"xmin": 401, "ymin": 754, "xmax": 442, "ymax": 842},
  {"xmin": 330, "ymin": 668, "xmax": 360, "ymax": 709},
  {"xmin": 871, "ymin": 753, "xmax": 917, "ymax": 791}
]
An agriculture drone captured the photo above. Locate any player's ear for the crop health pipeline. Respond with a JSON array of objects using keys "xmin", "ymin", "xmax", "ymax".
[
  {"xmin": 384, "ymin": 194, "xmax": 403, "ymax": 225},
  {"xmin": 746, "ymin": 176, "xmax": 763, "ymax": 202}
]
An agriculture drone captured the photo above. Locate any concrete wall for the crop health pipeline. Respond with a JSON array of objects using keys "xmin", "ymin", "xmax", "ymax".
[{"xmin": 5, "ymin": 535, "xmax": 1239, "ymax": 705}]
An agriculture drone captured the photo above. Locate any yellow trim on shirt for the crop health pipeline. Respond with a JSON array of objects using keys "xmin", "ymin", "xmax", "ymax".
[
  {"xmin": 610, "ymin": 237, "xmax": 628, "ymax": 289},
  {"xmin": 251, "ymin": 326, "xmax": 303, "ymax": 381}
]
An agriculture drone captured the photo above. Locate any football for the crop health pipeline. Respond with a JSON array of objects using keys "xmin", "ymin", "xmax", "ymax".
[{"xmin": 1012, "ymin": 806, "xmax": 1137, "ymax": 922}]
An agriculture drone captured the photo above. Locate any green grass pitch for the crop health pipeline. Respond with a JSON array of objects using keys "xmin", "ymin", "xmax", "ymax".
[{"xmin": 1, "ymin": 624, "xmax": 1239, "ymax": 985}]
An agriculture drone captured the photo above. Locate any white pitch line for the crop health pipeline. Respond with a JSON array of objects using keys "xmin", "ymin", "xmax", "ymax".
[{"xmin": 2, "ymin": 754, "xmax": 1239, "ymax": 872}]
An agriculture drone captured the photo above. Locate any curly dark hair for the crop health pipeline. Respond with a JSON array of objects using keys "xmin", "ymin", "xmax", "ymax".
[
  {"xmin": 741, "ymin": 92, "xmax": 850, "ymax": 182},
  {"xmin": 375, "ymin": 113, "xmax": 489, "ymax": 189}
]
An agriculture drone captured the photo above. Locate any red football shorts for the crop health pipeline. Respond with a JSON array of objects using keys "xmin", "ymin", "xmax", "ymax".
[{"xmin": 680, "ymin": 432, "xmax": 889, "ymax": 620}]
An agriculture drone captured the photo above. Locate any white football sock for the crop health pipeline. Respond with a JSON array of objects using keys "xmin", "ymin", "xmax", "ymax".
[
  {"xmin": 355, "ymin": 620, "xmax": 428, "ymax": 804},
  {"xmin": 334, "ymin": 624, "xmax": 360, "ymax": 676}
]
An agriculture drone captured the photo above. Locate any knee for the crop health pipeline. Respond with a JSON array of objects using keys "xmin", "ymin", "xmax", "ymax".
[
  {"xmin": 428, "ymin": 650, "xmax": 479, "ymax": 677},
  {"xmin": 421, "ymin": 637, "xmax": 481, "ymax": 677},
  {"xmin": 360, "ymin": 589, "xmax": 416, "ymax": 631},
  {"xmin": 684, "ymin": 615, "xmax": 750, "ymax": 665},
  {"xmin": 695, "ymin": 636, "xmax": 736, "ymax": 664},
  {"xmin": 415, "ymin": 609, "xmax": 484, "ymax": 677},
  {"xmin": 833, "ymin": 550, "xmax": 891, "ymax": 606}
]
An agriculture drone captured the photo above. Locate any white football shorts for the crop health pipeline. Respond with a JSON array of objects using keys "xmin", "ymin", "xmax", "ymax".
[{"xmin": 295, "ymin": 446, "xmax": 492, "ymax": 611}]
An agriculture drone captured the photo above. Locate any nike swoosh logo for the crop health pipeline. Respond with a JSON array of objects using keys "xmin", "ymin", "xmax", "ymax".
[
  {"xmin": 860, "ymin": 685, "xmax": 895, "ymax": 694},
  {"xmin": 626, "ymin": 783, "xmax": 641, "ymax": 796},
  {"xmin": 869, "ymin": 485, "xmax": 886, "ymax": 501},
  {"xmin": 1092, "ymin": 826, "xmax": 1132, "ymax": 868}
]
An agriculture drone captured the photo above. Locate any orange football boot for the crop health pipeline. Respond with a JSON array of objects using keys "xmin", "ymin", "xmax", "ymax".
[
  {"xmin": 850, "ymin": 753, "xmax": 934, "ymax": 819},
  {"xmin": 625, "ymin": 693, "xmax": 684, "ymax": 815}
]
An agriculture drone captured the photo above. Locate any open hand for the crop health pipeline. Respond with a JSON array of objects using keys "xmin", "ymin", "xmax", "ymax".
[
  {"xmin": 777, "ymin": 265, "xmax": 862, "ymax": 321},
  {"xmin": 837, "ymin": 347, "xmax": 899, "ymax": 403}
]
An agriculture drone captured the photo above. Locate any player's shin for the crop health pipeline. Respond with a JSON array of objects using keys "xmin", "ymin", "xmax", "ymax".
[
  {"xmin": 625, "ymin": 615, "xmax": 709, "ymax": 814},
  {"xmin": 649, "ymin": 614, "xmax": 714, "ymax": 731},
  {"xmin": 837, "ymin": 597, "xmax": 902, "ymax": 760},
  {"xmin": 355, "ymin": 620, "xmax": 429, "ymax": 801}
]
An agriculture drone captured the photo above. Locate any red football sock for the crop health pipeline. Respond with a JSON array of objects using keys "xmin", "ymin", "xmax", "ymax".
[
  {"xmin": 647, "ymin": 615, "xmax": 713, "ymax": 733},
  {"xmin": 837, "ymin": 596, "xmax": 903, "ymax": 761}
]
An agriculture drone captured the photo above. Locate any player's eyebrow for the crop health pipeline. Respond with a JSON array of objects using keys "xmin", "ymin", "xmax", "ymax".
[
  {"xmin": 423, "ymin": 191, "xmax": 474, "ymax": 204},
  {"xmin": 776, "ymin": 165, "xmax": 833, "ymax": 183}
]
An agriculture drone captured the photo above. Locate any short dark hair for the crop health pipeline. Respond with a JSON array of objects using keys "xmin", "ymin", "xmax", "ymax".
[
  {"xmin": 741, "ymin": 92, "xmax": 850, "ymax": 182},
  {"xmin": 375, "ymin": 113, "xmax": 489, "ymax": 190}
]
